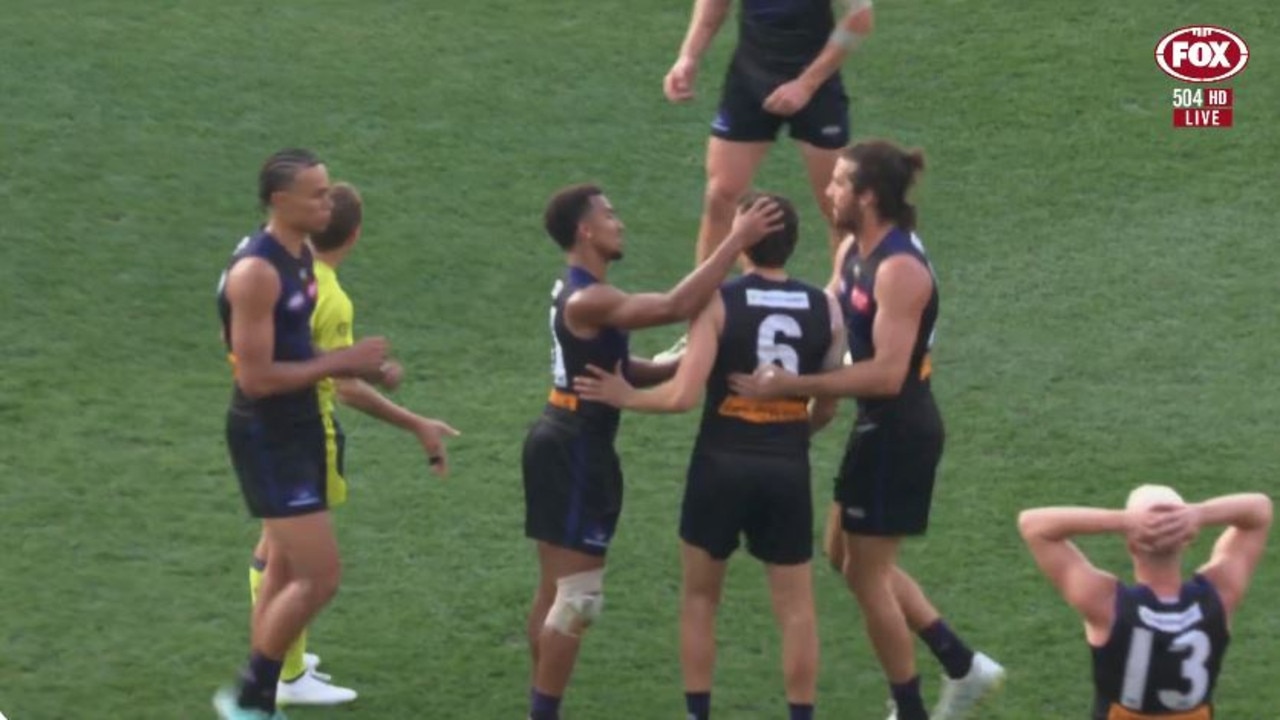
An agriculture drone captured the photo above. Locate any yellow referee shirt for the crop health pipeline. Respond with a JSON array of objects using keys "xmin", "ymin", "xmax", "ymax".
[{"xmin": 311, "ymin": 259, "xmax": 353, "ymax": 505}]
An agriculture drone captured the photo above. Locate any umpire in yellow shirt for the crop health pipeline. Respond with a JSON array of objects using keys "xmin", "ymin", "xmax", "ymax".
[{"xmin": 247, "ymin": 181, "xmax": 460, "ymax": 706}]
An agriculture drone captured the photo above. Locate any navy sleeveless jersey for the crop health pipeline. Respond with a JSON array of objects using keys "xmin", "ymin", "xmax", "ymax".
[
  {"xmin": 838, "ymin": 227, "xmax": 939, "ymax": 411},
  {"xmin": 216, "ymin": 230, "xmax": 320, "ymax": 421},
  {"xmin": 1091, "ymin": 575, "xmax": 1229, "ymax": 719},
  {"xmin": 695, "ymin": 274, "xmax": 832, "ymax": 455},
  {"xmin": 546, "ymin": 267, "xmax": 630, "ymax": 442},
  {"xmin": 735, "ymin": 0, "xmax": 835, "ymax": 84}
]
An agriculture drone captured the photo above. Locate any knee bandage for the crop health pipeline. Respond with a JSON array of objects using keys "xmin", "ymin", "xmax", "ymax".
[{"xmin": 545, "ymin": 568, "xmax": 605, "ymax": 637}]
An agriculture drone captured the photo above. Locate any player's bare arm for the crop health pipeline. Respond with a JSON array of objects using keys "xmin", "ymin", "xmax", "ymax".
[
  {"xmin": 575, "ymin": 295, "xmax": 723, "ymax": 413},
  {"xmin": 626, "ymin": 357, "xmax": 679, "ymax": 388},
  {"xmin": 1193, "ymin": 493, "xmax": 1273, "ymax": 614},
  {"xmin": 763, "ymin": 0, "xmax": 874, "ymax": 116},
  {"xmin": 334, "ymin": 378, "xmax": 461, "ymax": 476},
  {"xmin": 808, "ymin": 292, "xmax": 845, "ymax": 434},
  {"xmin": 1017, "ymin": 507, "xmax": 1126, "ymax": 638},
  {"xmin": 564, "ymin": 198, "xmax": 782, "ymax": 333},
  {"xmin": 226, "ymin": 258, "xmax": 386, "ymax": 398},
  {"xmin": 666, "ymin": 0, "xmax": 733, "ymax": 102},
  {"xmin": 730, "ymin": 255, "xmax": 929, "ymax": 399}
]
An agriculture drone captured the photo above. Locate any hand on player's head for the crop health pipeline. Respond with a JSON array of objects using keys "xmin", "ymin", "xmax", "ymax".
[
  {"xmin": 731, "ymin": 197, "xmax": 786, "ymax": 247},
  {"xmin": 1128, "ymin": 503, "xmax": 1198, "ymax": 555},
  {"xmin": 573, "ymin": 362, "xmax": 631, "ymax": 407}
]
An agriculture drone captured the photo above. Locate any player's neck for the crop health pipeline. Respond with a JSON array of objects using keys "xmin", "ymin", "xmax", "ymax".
[
  {"xmin": 855, "ymin": 219, "xmax": 893, "ymax": 258},
  {"xmin": 566, "ymin": 250, "xmax": 608, "ymax": 282},
  {"xmin": 1134, "ymin": 559, "xmax": 1183, "ymax": 596},
  {"xmin": 748, "ymin": 266, "xmax": 788, "ymax": 281},
  {"xmin": 264, "ymin": 220, "xmax": 309, "ymax": 258}
]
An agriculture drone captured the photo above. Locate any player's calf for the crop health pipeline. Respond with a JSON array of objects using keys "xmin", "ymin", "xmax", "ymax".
[{"xmin": 530, "ymin": 569, "xmax": 605, "ymax": 720}]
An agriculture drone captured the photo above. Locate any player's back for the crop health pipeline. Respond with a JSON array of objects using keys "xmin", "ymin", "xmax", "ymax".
[
  {"xmin": 1091, "ymin": 575, "xmax": 1229, "ymax": 720},
  {"xmin": 216, "ymin": 229, "xmax": 320, "ymax": 422},
  {"xmin": 695, "ymin": 273, "xmax": 832, "ymax": 456}
]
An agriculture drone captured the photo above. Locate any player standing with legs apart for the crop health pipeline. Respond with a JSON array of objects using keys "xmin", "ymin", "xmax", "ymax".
[
  {"xmin": 523, "ymin": 185, "xmax": 782, "ymax": 720},
  {"xmin": 730, "ymin": 140, "xmax": 1005, "ymax": 720},
  {"xmin": 213, "ymin": 149, "xmax": 393, "ymax": 720},
  {"xmin": 1020, "ymin": 487, "xmax": 1271, "ymax": 719},
  {"xmin": 244, "ymin": 181, "xmax": 459, "ymax": 706},
  {"xmin": 657, "ymin": 0, "xmax": 875, "ymax": 359},
  {"xmin": 573, "ymin": 193, "xmax": 845, "ymax": 720}
]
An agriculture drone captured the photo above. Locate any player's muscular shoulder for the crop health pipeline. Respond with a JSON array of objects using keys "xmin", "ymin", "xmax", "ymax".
[
  {"xmin": 226, "ymin": 257, "xmax": 281, "ymax": 310},
  {"xmin": 876, "ymin": 255, "xmax": 932, "ymax": 303},
  {"xmin": 564, "ymin": 283, "xmax": 623, "ymax": 334}
]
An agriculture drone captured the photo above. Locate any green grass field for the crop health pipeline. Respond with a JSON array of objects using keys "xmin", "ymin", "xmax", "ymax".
[{"xmin": 2, "ymin": 1, "xmax": 1277, "ymax": 718}]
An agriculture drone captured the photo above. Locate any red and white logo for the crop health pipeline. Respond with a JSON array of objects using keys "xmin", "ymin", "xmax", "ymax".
[
  {"xmin": 850, "ymin": 286, "xmax": 871, "ymax": 314},
  {"xmin": 1155, "ymin": 26, "xmax": 1249, "ymax": 83}
]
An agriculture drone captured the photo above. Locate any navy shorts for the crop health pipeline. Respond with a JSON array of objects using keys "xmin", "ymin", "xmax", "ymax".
[
  {"xmin": 711, "ymin": 65, "xmax": 850, "ymax": 149},
  {"xmin": 834, "ymin": 396, "xmax": 945, "ymax": 536},
  {"xmin": 226, "ymin": 412, "xmax": 329, "ymax": 519},
  {"xmin": 523, "ymin": 414, "xmax": 623, "ymax": 556},
  {"xmin": 682, "ymin": 449, "xmax": 813, "ymax": 565}
]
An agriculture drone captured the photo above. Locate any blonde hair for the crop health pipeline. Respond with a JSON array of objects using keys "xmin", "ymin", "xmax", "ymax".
[{"xmin": 1125, "ymin": 484, "xmax": 1185, "ymax": 511}]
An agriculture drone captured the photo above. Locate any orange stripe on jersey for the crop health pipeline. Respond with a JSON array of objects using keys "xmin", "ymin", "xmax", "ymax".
[
  {"xmin": 547, "ymin": 388, "xmax": 580, "ymax": 412},
  {"xmin": 227, "ymin": 353, "xmax": 239, "ymax": 378},
  {"xmin": 919, "ymin": 353, "xmax": 933, "ymax": 381},
  {"xmin": 1106, "ymin": 704, "xmax": 1210, "ymax": 720},
  {"xmin": 717, "ymin": 395, "xmax": 809, "ymax": 424}
]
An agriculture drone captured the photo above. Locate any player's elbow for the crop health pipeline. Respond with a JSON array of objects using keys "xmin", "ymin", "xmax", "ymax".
[
  {"xmin": 875, "ymin": 364, "xmax": 909, "ymax": 397},
  {"xmin": 847, "ymin": 2, "xmax": 874, "ymax": 31},
  {"xmin": 1248, "ymin": 494, "xmax": 1274, "ymax": 528},
  {"xmin": 1017, "ymin": 510, "xmax": 1045, "ymax": 542},
  {"xmin": 671, "ymin": 387, "xmax": 701, "ymax": 413},
  {"xmin": 236, "ymin": 372, "xmax": 272, "ymax": 399}
]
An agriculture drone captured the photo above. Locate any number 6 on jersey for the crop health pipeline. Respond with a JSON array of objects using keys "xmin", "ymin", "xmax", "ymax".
[{"xmin": 757, "ymin": 313, "xmax": 803, "ymax": 373}]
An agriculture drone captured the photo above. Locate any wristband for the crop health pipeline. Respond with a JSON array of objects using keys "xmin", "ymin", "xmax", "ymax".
[{"xmin": 830, "ymin": 27, "xmax": 863, "ymax": 50}]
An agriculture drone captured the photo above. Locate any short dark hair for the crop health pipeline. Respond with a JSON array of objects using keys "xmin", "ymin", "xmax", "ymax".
[
  {"xmin": 543, "ymin": 184, "xmax": 603, "ymax": 250},
  {"xmin": 843, "ymin": 140, "xmax": 926, "ymax": 230},
  {"xmin": 741, "ymin": 192, "xmax": 799, "ymax": 268},
  {"xmin": 311, "ymin": 182, "xmax": 363, "ymax": 251},
  {"xmin": 258, "ymin": 148, "xmax": 323, "ymax": 209}
]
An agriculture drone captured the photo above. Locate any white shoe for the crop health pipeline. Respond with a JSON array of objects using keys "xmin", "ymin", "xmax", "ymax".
[
  {"xmin": 301, "ymin": 653, "xmax": 330, "ymax": 681},
  {"xmin": 842, "ymin": 350, "xmax": 853, "ymax": 366},
  {"xmin": 932, "ymin": 652, "xmax": 1005, "ymax": 719},
  {"xmin": 884, "ymin": 699, "xmax": 898, "ymax": 720},
  {"xmin": 277, "ymin": 670, "xmax": 357, "ymax": 706},
  {"xmin": 654, "ymin": 334, "xmax": 688, "ymax": 363}
]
